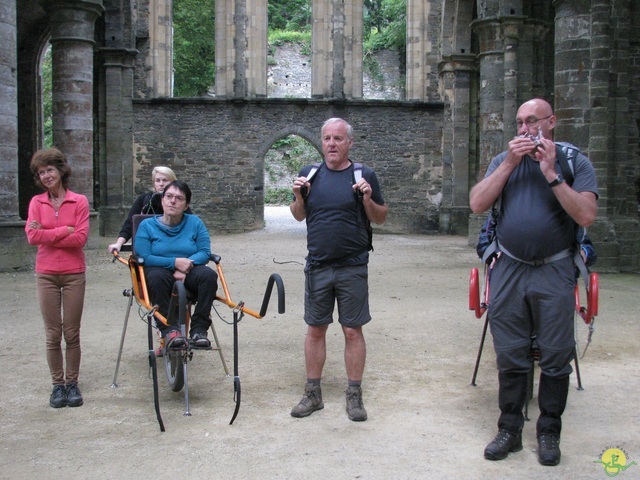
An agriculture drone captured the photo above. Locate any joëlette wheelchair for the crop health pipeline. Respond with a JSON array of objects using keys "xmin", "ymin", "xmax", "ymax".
[
  {"xmin": 111, "ymin": 215, "xmax": 285, "ymax": 431},
  {"xmin": 468, "ymin": 255, "xmax": 599, "ymax": 420}
]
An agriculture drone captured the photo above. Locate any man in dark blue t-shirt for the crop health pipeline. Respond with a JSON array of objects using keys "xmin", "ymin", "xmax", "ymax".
[
  {"xmin": 289, "ymin": 118, "xmax": 388, "ymax": 422},
  {"xmin": 470, "ymin": 98, "xmax": 598, "ymax": 466}
]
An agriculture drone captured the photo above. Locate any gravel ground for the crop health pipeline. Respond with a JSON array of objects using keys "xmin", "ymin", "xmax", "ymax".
[{"xmin": 0, "ymin": 207, "xmax": 638, "ymax": 480}]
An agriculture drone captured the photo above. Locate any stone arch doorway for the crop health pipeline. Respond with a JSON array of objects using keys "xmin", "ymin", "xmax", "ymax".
[{"xmin": 257, "ymin": 125, "xmax": 322, "ymax": 225}]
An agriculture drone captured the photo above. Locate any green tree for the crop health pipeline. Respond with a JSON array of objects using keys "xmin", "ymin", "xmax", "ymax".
[
  {"xmin": 173, "ymin": 0, "xmax": 215, "ymax": 97},
  {"xmin": 264, "ymin": 135, "xmax": 321, "ymax": 205},
  {"xmin": 268, "ymin": 0, "xmax": 312, "ymax": 31},
  {"xmin": 42, "ymin": 44, "xmax": 53, "ymax": 148},
  {"xmin": 364, "ymin": 0, "xmax": 406, "ymax": 51}
]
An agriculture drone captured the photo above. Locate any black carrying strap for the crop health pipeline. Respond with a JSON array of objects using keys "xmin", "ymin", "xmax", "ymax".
[
  {"xmin": 147, "ymin": 312, "xmax": 165, "ymax": 432},
  {"xmin": 229, "ymin": 307, "xmax": 243, "ymax": 425}
]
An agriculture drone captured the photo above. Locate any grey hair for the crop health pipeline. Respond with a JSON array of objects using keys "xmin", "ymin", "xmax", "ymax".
[{"xmin": 321, "ymin": 118, "xmax": 353, "ymax": 140}]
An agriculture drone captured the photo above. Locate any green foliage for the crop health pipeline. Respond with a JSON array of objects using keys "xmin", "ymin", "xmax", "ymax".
[
  {"xmin": 173, "ymin": 0, "xmax": 215, "ymax": 97},
  {"xmin": 42, "ymin": 44, "xmax": 53, "ymax": 148},
  {"xmin": 264, "ymin": 135, "xmax": 321, "ymax": 205},
  {"xmin": 264, "ymin": 187, "xmax": 296, "ymax": 205},
  {"xmin": 268, "ymin": 0, "xmax": 312, "ymax": 31},
  {"xmin": 268, "ymin": 29, "xmax": 311, "ymax": 46},
  {"xmin": 363, "ymin": 0, "xmax": 406, "ymax": 81},
  {"xmin": 364, "ymin": 0, "xmax": 406, "ymax": 52}
]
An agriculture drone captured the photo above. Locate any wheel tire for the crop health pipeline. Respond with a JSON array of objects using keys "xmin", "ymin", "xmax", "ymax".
[{"xmin": 165, "ymin": 350, "xmax": 185, "ymax": 392}]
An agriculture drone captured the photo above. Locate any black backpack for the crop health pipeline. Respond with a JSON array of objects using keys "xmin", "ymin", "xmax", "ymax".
[{"xmin": 476, "ymin": 143, "xmax": 596, "ymax": 270}]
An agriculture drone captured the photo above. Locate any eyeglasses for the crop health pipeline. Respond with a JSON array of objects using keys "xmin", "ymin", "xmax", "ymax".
[
  {"xmin": 37, "ymin": 167, "xmax": 57, "ymax": 178},
  {"xmin": 164, "ymin": 193, "xmax": 186, "ymax": 203},
  {"xmin": 516, "ymin": 115, "xmax": 552, "ymax": 129}
]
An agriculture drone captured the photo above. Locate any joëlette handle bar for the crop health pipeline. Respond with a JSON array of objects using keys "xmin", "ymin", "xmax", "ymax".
[
  {"xmin": 213, "ymin": 257, "xmax": 285, "ymax": 318},
  {"xmin": 113, "ymin": 250, "xmax": 286, "ymax": 320},
  {"xmin": 112, "ymin": 249, "xmax": 176, "ymax": 328}
]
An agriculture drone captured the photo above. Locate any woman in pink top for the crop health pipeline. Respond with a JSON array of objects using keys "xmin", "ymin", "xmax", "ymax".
[{"xmin": 25, "ymin": 148, "xmax": 90, "ymax": 409}]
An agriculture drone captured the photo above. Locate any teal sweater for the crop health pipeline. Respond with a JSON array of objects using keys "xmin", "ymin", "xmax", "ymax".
[{"xmin": 134, "ymin": 214, "xmax": 211, "ymax": 270}]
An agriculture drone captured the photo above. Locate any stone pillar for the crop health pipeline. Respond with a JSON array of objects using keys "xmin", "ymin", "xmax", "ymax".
[
  {"xmin": 0, "ymin": 0, "xmax": 19, "ymax": 220},
  {"xmin": 343, "ymin": 0, "xmax": 363, "ymax": 99},
  {"xmin": 439, "ymin": 54, "xmax": 476, "ymax": 235},
  {"xmin": 148, "ymin": 0, "xmax": 173, "ymax": 96},
  {"xmin": 311, "ymin": 0, "xmax": 332, "ymax": 97},
  {"xmin": 471, "ymin": 18, "xmax": 505, "ymax": 173},
  {"xmin": 406, "ymin": 0, "xmax": 428, "ymax": 101},
  {"xmin": 312, "ymin": 0, "xmax": 363, "ymax": 99},
  {"xmin": 554, "ymin": 0, "xmax": 638, "ymax": 272},
  {"xmin": 501, "ymin": 16, "xmax": 525, "ymax": 137},
  {"xmin": 246, "ymin": 0, "xmax": 267, "ymax": 97},
  {"xmin": 215, "ymin": 0, "xmax": 267, "ymax": 98},
  {"xmin": 40, "ymin": 0, "xmax": 104, "ymax": 207},
  {"xmin": 215, "ymin": 0, "xmax": 234, "ymax": 97},
  {"xmin": 97, "ymin": 48, "xmax": 136, "ymax": 236},
  {"xmin": 468, "ymin": 13, "xmax": 514, "ymax": 246}
]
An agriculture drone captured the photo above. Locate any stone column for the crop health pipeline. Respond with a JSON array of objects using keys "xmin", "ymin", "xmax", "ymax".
[
  {"xmin": 0, "ymin": 0, "xmax": 19, "ymax": 220},
  {"xmin": 343, "ymin": 0, "xmax": 363, "ymax": 99},
  {"xmin": 501, "ymin": 16, "xmax": 525, "ymax": 137},
  {"xmin": 97, "ymin": 48, "xmax": 136, "ymax": 235},
  {"xmin": 312, "ymin": 0, "xmax": 363, "ymax": 99},
  {"xmin": 470, "ymin": 18, "xmax": 505, "ymax": 173},
  {"xmin": 554, "ymin": 0, "xmax": 638, "ymax": 272},
  {"xmin": 246, "ymin": 0, "xmax": 267, "ymax": 97},
  {"xmin": 215, "ymin": 0, "xmax": 234, "ymax": 97},
  {"xmin": 439, "ymin": 54, "xmax": 476, "ymax": 234},
  {"xmin": 39, "ymin": 0, "xmax": 104, "ymax": 207},
  {"xmin": 215, "ymin": 0, "xmax": 267, "ymax": 98},
  {"xmin": 406, "ymin": 0, "xmax": 428, "ymax": 101},
  {"xmin": 311, "ymin": 0, "xmax": 332, "ymax": 97},
  {"xmin": 148, "ymin": 0, "xmax": 173, "ymax": 96}
]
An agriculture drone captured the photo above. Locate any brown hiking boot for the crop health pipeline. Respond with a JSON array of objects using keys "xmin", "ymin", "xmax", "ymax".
[
  {"xmin": 345, "ymin": 385, "xmax": 367, "ymax": 421},
  {"xmin": 291, "ymin": 383, "xmax": 324, "ymax": 418}
]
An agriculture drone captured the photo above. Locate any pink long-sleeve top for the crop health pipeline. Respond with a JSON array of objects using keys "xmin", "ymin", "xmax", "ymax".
[{"xmin": 25, "ymin": 190, "xmax": 90, "ymax": 274}]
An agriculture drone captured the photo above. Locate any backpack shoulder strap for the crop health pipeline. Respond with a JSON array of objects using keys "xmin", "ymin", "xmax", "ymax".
[
  {"xmin": 555, "ymin": 142, "xmax": 581, "ymax": 186},
  {"xmin": 306, "ymin": 162, "xmax": 323, "ymax": 183},
  {"xmin": 353, "ymin": 162, "xmax": 364, "ymax": 183},
  {"xmin": 351, "ymin": 162, "xmax": 374, "ymax": 252}
]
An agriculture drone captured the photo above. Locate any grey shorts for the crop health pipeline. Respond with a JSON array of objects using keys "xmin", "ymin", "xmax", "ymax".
[{"xmin": 304, "ymin": 263, "xmax": 371, "ymax": 328}]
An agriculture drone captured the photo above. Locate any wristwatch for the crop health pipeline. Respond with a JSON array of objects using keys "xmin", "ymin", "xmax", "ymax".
[{"xmin": 548, "ymin": 174, "xmax": 564, "ymax": 188}]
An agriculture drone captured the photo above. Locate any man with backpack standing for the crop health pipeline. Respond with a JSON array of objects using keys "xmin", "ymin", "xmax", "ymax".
[
  {"xmin": 289, "ymin": 118, "xmax": 388, "ymax": 421},
  {"xmin": 469, "ymin": 98, "xmax": 598, "ymax": 466}
]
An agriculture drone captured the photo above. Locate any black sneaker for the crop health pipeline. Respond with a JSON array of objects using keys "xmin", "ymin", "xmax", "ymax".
[
  {"xmin": 66, "ymin": 383, "xmax": 84, "ymax": 407},
  {"xmin": 484, "ymin": 430, "xmax": 523, "ymax": 460},
  {"xmin": 191, "ymin": 331, "xmax": 211, "ymax": 348},
  {"xmin": 49, "ymin": 384, "xmax": 67, "ymax": 408}
]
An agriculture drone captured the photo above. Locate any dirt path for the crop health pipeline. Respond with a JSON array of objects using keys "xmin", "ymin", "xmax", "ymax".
[{"xmin": 0, "ymin": 208, "xmax": 638, "ymax": 479}]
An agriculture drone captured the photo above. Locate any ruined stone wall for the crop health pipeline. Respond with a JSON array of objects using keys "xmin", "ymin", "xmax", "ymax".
[
  {"xmin": 129, "ymin": 98, "xmax": 443, "ymax": 234},
  {"xmin": 267, "ymin": 43, "xmax": 403, "ymax": 100}
]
